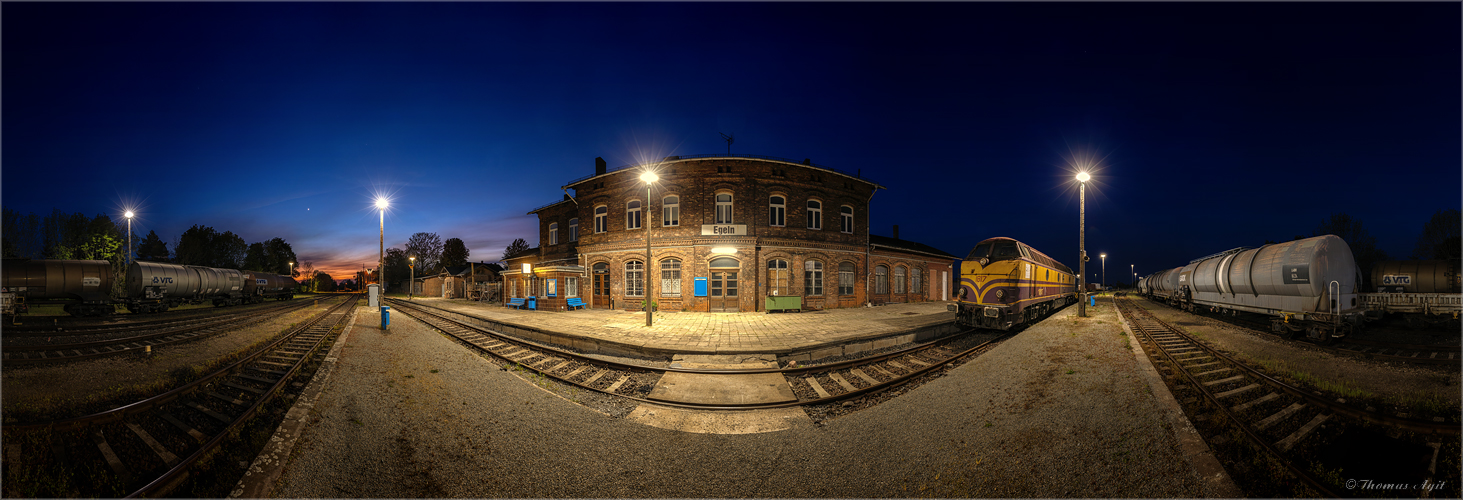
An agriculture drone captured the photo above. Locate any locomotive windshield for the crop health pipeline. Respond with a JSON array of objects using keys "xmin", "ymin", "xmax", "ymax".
[
  {"xmin": 991, "ymin": 241, "xmax": 1021, "ymax": 260},
  {"xmin": 965, "ymin": 243, "xmax": 992, "ymax": 261}
]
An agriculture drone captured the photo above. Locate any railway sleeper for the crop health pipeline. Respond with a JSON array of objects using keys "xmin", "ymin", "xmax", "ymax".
[
  {"xmin": 1255, "ymin": 402, "xmax": 1306, "ymax": 432},
  {"xmin": 1232, "ymin": 393, "xmax": 1281, "ymax": 413},
  {"xmin": 803, "ymin": 376, "xmax": 832, "ymax": 399},
  {"xmin": 828, "ymin": 372, "xmax": 857, "ymax": 392},
  {"xmin": 124, "ymin": 422, "xmax": 179, "ymax": 467},
  {"xmin": 849, "ymin": 368, "xmax": 880, "ymax": 386},
  {"xmin": 91, "ymin": 430, "xmax": 129, "ymax": 480},
  {"xmin": 866, "ymin": 365, "xmax": 896, "ymax": 379},
  {"xmin": 161, "ymin": 414, "xmax": 207, "ymax": 444},
  {"xmin": 1275, "ymin": 413, "xmax": 1331, "ymax": 452}
]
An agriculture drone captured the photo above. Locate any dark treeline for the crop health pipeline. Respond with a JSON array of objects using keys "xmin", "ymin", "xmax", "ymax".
[{"xmin": 2, "ymin": 206, "xmax": 300, "ymax": 280}]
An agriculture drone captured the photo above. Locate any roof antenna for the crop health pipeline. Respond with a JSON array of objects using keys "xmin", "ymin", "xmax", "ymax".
[{"xmin": 719, "ymin": 132, "xmax": 734, "ymax": 155}]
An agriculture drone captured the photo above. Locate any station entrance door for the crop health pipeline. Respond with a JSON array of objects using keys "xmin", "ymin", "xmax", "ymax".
[
  {"xmin": 592, "ymin": 263, "xmax": 610, "ymax": 308},
  {"xmin": 708, "ymin": 257, "xmax": 739, "ymax": 312}
]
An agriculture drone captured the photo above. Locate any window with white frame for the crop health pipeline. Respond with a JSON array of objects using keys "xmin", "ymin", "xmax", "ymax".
[
  {"xmin": 661, "ymin": 259, "xmax": 681, "ymax": 297},
  {"xmin": 804, "ymin": 260, "xmax": 823, "ymax": 296},
  {"xmin": 769, "ymin": 196, "xmax": 785, "ymax": 227},
  {"xmin": 549, "ymin": 222, "xmax": 559, "ymax": 245},
  {"xmin": 767, "ymin": 259, "xmax": 789, "ymax": 296},
  {"xmin": 912, "ymin": 269, "xmax": 922, "ymax": 294},
  {"xmin": 840, "ymin": 205, "xmax": 854, "ymax": 233},
  {"xmin": 662, "ymin": 196, "xmax": 679, "ymax": 226},
  {"xmin": 875, "ymin": 265, "xmax": 889, "ymax": 294},
  {"xmin": 566, "ymin": 277, "xmax": 578, "ymax": 297},
  {"xmin": 894, "ymin": 266, "xmax": 906, "ymax": 294},
  {"xmin": 510, "ymin": 279, "xmax": 517, "ymax": 298},
  {"xmin": 569, "ymin": 218, "xmax": 579, "ymax": 241},
  {"xmin": 807, "ymin": 200, "xmax": 822, "ymax": 230},
  {"xmin": 627, "ymin": 200, "xmax": 642, "ymax": 230},
  {"xmin": 626, "ymin": 260, "xmax": 644, "ymax": 297},
  {"xmin": 715, "ymin": 193, "xmax": 733, "ymax": 224},
  {"xmin": 594, "ymin": 206, "xmax": 607, "ymax": 233},
  {"xmin": 839, "ymin": 262, "xmax": 855, "ymax": 295}
]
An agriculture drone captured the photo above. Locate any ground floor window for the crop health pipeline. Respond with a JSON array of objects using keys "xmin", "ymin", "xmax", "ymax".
[
  {"xmin": 768, "ymin": 259, "xmax": 789, "ymax": 296},
  {"xmin": 875, "ymin": 265, "xmax": 888, "ymax": 294},
  {"xmin": 661, "ymin": 259, "xmax": 682, "ymax": 297},
  {"xmin": 626, "ymin": 261, "xmax": 644, "ymax": 297},
  {"xmin": 565, "ymin": 277, "xmax": 578, "ymax": 297},
  {"xmin": 804, "ymin": 260, "xmax": 823, "ymax": 296},
  {"xmin": 839, "ymin": 262, "xmax": 855, "ymax": 295},
  {"xmin": 912, "ymin": 269, "xmax": 922, "ymax": 294}
]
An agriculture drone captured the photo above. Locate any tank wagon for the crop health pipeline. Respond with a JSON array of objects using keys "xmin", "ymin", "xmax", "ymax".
[
  {"xmin": 1141, "ymin": 234, "xmax": 1364, "ymax": 343},
  {"xmin": 0, "ymin": 259, "xmax": 116, "ymax": 316},
  {"xmin": 954, "ymin": 237, "xmax": 1077, "ymax": 330},
  {"xmin": 242, "ymin": 272, "xmax": 298, "ymax": 302},
  {"xmin": 1360, "ymin": 260, "xmax": 1461, "ymax": 326},
  {"xmin": 124, "ymin": 262, "xmax": 246, "ymax": 313}
]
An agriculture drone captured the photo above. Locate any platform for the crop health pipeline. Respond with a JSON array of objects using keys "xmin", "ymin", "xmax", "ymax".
[{"xmin": 391, "ymin": 297, "xmax": 960, "ymax": 361}]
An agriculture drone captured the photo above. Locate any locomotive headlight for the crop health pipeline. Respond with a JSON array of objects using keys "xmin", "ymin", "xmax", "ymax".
[{"xmin": 979, "ymin": 258, "xmax": 989, "ymax": 266}]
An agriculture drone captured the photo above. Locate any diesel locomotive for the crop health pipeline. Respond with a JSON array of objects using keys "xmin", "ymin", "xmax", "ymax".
[
  {"xmin": 1, "ymin": 258, "xmax": 298, "ymax": 316},
  {"xmin": 954, "ymin": 237, "xmax": 1077, "ymax": 330}
]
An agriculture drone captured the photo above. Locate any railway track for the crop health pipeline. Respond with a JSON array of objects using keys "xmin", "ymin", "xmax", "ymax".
[
  {"xmin": 0, "ymin": 295, "xmax": 357, "ymax": 498},
  {"xmin": 383, "ymin": 298, "xmax": 1012, "ymax": 410},
  {"xmin": 1145, "ymin": 296, "xmax": 1460, "ymax": 367},
  {"xmin": 3, "ymin": 297, "xmax": 326, "ymax": 336},
  {"xmin": 2, "ymin": 299, "xmax": 321, "ymax": 364},
  {"xmin": 1116, "ymin": 296, "xmax": 1458, "ymax": 497}
]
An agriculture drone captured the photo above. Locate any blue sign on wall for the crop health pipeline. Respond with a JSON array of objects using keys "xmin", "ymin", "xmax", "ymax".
[{"xmin": 694, "ymin": 277, "xmax": 708, "ymax": 297}]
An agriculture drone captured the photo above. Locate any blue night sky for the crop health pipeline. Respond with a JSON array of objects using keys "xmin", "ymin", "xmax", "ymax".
[{"xmin": 4, "ymin": 2, "xmax": 1458, "ymax": 282}]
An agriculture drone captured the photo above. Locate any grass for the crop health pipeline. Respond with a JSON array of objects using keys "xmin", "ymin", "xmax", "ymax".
[{"xmin": 1254, "ymin": 358, "xmax": 1374, "ymax": 400}]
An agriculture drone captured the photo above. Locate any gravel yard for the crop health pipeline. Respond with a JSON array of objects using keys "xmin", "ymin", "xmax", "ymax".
[
  {"xmin": 1132, "ymin": 297, "xmax": 1461, "ymax": 414},
  {"xmin": 272, "ymin": 301, "xmax": 1221, "ymax": 497},
  {"xmin": 1, "ymin": 298, "xmax": 342, "ymax": 422}
]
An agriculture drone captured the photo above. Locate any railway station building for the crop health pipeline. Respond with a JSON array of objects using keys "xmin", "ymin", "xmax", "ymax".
[{"xmin": 502, "ymin": 155, "xmax": 957, "ymax": 312}]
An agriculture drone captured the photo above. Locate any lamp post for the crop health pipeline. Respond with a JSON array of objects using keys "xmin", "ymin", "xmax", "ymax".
[
  {"xmin": 409, "ymin": 256, "xmax": 415, "ymax": 300},
  {"xmin": 1131, "ymin": 264, "xmax": 1135, "ymax": 290},
  {"xmin": 1076, "ymin": 171, "xmax": 1089, "ymax": 317},
  {"xmin": 1100, "ymin": 253, "xmax": 1107, "ymax": 294},
  {"xmin": 123, "ymin": 210, "xmax": 134, "ymax": 266},
  {"xmin": 288, "ymin": 262, "xmax": 294, "ymax": 280},
  {"xmin": 376, "ymin": 198, "xmax": 388, "ymax": 288},
  {"xmin": 640, "ymin": 170, "xmax": 659, "ymax": 327}
]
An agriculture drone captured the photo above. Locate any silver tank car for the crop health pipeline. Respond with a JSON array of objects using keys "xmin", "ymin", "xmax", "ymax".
[
  {"xmin": 127, "ymin": 262, "xmax": 202, "ymax": 300},
  {"xmin": 1371, "ymin": 260, "xmax": 1461, "ymax": 294},
  {"xmin": 242, "ymin": 272, "xmax": 297, "ymax": 302},
  {"xmin": 189, "ymin": 266, "xmax": 244, "ymax": 306},
  {"xmin": 1, "ymin": 259, "xmax": 116, "ymax": 316},
  {"xmin": 1148, "ymin": 235, "xmax": 1363, "ymax": 342}
]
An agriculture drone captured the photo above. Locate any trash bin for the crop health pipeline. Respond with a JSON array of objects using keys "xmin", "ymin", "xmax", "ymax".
[
  {"xmin": 381, "ymin": 306, "xmax": 390, "ymax": 330},
  {"xmin": 1089, "ymin": 296, "xmax": 1096, "ymax": 307},
  {"xmin": 527, "ymin": 296, "xmax": 537, "ymax": 311}
]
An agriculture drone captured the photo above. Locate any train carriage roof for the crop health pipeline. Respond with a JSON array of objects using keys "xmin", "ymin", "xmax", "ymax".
[{"xmin": 971, "ymin": 237, "xmax": 1073, "ymax": 275}]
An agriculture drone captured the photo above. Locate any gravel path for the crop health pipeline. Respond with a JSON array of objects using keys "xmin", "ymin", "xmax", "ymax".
[{"xmin": 272, "ymin": 302, "xmax": 1218, "ymax": 497}]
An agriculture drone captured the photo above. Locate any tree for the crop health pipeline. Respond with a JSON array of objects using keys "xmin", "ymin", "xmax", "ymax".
[
  {"xmin": 339, "ymin": 279, "xmax": 357, "ymax": 292},
  {"xmin": 175, "ymin": 225, "xmax": 220, "ymax": 267},
  {"xmin": 137, "ymin": 230, "xmax": 169, "ymax": 262},
  {"xmin": 1412, "ymin": 209, "xmax": 1461, "ymax": 261},
  {"xmin": 298, "ymin": 261, "xmax": 316, "ymax": 291},
  {"xmin": 243, "ymin": 242, "xmax": 269, "ymax": 271},
  {"xmin": 503, "ymin": 238, "xmax": 531, "ymax": 262},
  {"xmin": 405, "ymin": 232, "xmax": 443, "ymax": 274},
  {"xmin": 1314, "ymin": 212, "xmax": 1388, "ymax": 288},
  {"xmin": 383, "ymin": 247, "xmax": 411, "ymax": 288},
  {"xmin": 263, "ymin": 238, "xmax": 298, "ymax": 276},
  {"xmin": 442, "ymin": 238, "xmax": 470, "ymax": 269},
  {"xmin": 313, "ymin": 271, "xmax": 335, "ymax": 292}
]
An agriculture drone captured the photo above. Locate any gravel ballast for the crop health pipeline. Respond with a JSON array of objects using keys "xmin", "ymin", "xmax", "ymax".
[{"xmin": 272, "ymin": 302, "xmax": 1220, "ymax": 497}]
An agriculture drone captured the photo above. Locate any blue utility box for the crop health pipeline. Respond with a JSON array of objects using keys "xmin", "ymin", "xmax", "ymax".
[
  {"xmin": 381, "ymin": 306, "xmax": 390, "ymax": 330},
  {"xmin": 694, "ymin": 277, "xmax": 708, "ymax": 297}
]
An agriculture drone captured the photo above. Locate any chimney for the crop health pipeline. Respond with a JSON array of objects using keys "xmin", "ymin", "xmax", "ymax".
[
  {"xmin": 893, "ymin": 225, "xmax": 899, "ymax": 239},
  {"xmin": 595, "ymin": 157, "xmax": 607, "ymax": 176},
  {"xmin": 802, "ymin": 158, "xmax": 812, "ymax": 165}
]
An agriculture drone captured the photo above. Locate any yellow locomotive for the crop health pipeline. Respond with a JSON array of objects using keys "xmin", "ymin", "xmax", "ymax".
[{"xmin": 954, "ymin": 237, "xmax": 1077, "ymax": 330}]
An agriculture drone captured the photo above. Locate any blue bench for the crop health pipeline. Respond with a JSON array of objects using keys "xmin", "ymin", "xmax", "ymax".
[
  {"xmin": 566, "ymin": 297, "xmax": 586, "ymax": 310},
  {"xmin": 507, "ymin": 298, "xmax": 526, "ymax": 309}
]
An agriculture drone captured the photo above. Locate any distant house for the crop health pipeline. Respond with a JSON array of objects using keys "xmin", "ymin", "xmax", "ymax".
[{"xmin": 416, "ymin": 262, "xmax": 502, "ymax": 299}]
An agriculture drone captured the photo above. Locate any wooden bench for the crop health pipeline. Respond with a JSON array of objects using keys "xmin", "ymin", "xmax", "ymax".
[
  {"xmin": 506, "ymin": 298, "xmax": 526, "ymax": 309},
  {"xmin": 566, "ymin": 297, "xmax": 586, "ymax": 310}
]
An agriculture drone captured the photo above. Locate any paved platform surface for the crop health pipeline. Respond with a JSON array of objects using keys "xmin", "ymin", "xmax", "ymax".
[
  {"xmin": 396, "ymin": 297, "xmax": 957, "ymax": 358},
  {"xmin": 260, "ymin": 295, "xmax": 1233, "ymax": 497}
]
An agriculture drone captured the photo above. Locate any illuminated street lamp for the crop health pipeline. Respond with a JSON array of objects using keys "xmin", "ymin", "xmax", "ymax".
[
  {"xmin": 123, "ymin": 210, "xmax": 134, "ymax": 266},
  {"xmin": 376, "ymin": 197, "xmax": 388, "ymax": 289},
  {"xmin": 640, "ymin": 170, "xmax": 659, "ymax": 327},
  {"xmin": 288, "ymin": 262, "xmax": 294, "ymax": 279},
  {"xmin": 409, "ymin": 256, "xmax": 416, "ymax": 300},
  {"xmin": 1076, "ymin": 171, "xmax": 1090, "ymax": 317},
  {"xmin": 1100, "ymin": 253, "xmax": 1107, "ymax": 293},
  {"xmin": 1131, "ymin": 264, "xmax": 1135, "ymax": 290}
]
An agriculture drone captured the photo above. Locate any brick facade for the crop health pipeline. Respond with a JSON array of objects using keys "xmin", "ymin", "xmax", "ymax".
[{"xmin": 507, "ymin": 155, "xmax": 956, "ymax": 312}]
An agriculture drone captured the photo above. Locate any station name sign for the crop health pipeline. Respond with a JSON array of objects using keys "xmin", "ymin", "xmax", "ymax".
[{"xmin": 701, "ymin": 224, "xmax": 747, "ymax": 236}]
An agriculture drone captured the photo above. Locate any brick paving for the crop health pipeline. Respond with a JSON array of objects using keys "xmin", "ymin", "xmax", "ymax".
[{"xmin": 392, "ymin": 297, "xmax": 955, "ymax": 356}]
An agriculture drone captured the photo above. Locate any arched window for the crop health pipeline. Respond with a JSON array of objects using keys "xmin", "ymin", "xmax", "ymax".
[
  {"xmin": 875, "ymin": 265, "xmax": 889, "ymax": 294},
  {"xmin": 769, "ymin": 196, "xmax": 785, "ymax": 227},
  {"xmin": 894, "ymin": 266, "xmax": 906, "ymax": 294},
  {"xmin": 661, "ymin": 259, "xmax": 681, "ymax": 297},
  {"xmin": 627, "ymin": 200, "xmax": 642, "ymax": 230},
  {"xmin": 663, "ymin": 196, "xmax": 679, "ymax": 227},
  {"xmin": 594, "ymin": 206, "xmax": 608, "ymax": 233},
  {"xmin": 710, "ymin": 256, "xmax": 739, "ymax": 268},
  {"xmin": 549, "ymin": 222, "xmax": 559, "ymax": 246},
  {"xmin": 912, "ymin": 268, "xmax": 923, "ymax": 294},
  {"xmin": 805, "ymin": 260, "xmax": 823, "ymax": 296},
  {"xmin": 626, "ymin": 260, "xmax": 644, "ymax": 297},
  {"xmin": 807, "ymin": 200, "xmax": 822, "ymax": 230},
  {"xmin": 569, "ymin": 218, "xmax": 579, "ymax": 241},
  {"xmin": 839, "ymin": 262, "xmax": 855, "ymax": 295},
  {"xmin": 840, "ymin": 205, "xmax": 854, "ymax": 233},
  {"xmin": 715, "ymin": 193, "xmax": 734, "ymax": 224},
  {"xmin": 767, "ymin": 259, "xmax": 789, "ymax": 296}
]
